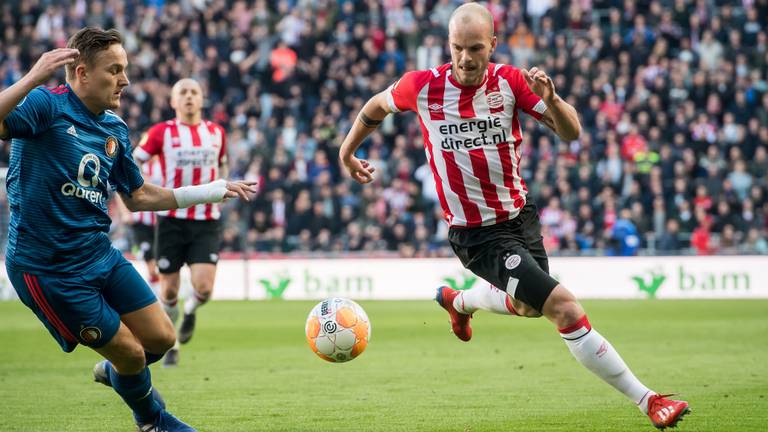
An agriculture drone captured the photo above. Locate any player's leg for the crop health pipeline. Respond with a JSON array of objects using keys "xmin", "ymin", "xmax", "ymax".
[
  {"xmin": 159, "ymin": 269, "xmax": 182, "ymax": 368},
  {"xmin": 156, "ymin": 217, "xmax": 186, "ymax": 326},
  {"xmin": 179, "ymin": 263, "xmax": 216, "ymax": 343},
  {"xmin": 94, "ymin": 321, "xmax": 194, "ymax": 431},
  {"xmin": 445, "ymin": 282, "xmax": 519, "ymax": 315},
  {"xmin": 541, "ymin": 285, "xmax": 690, "ymax": 428},
  {"xmin": 178, "ymin": 219, "xmax": 221, "ymax": 344},
  {"xmin": 146, "ymin": 257, "xmax": 160, "ymax": 292},
  {"xmin": 5, "ymin": 261, "xmax": 190, "ymax": 430},
  {"xmin": 439, "ymin": 220, "xmax": 542, "ymax": 341},
  {"xmin": 100, "ymin": 253, "xmax": 195, "ymax": 430},
  {"xmin": 160, "ymin": 271, "xmax": 182, "ymax": 322},
  {"xmin": 93, "ymin": 322, "xmax": 165, "ymax": 422}
]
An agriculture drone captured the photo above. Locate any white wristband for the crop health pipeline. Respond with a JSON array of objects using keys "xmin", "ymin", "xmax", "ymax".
[{"xmin": 173, "ymin": 179, "xmax": 228, "ymax": 209}]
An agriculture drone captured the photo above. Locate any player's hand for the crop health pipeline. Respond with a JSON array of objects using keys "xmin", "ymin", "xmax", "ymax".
[
  {"xmin": 342, "ymin": 156, "xmax": 375, "ymax": 184},
  {"xmin": 223, "ymin": 180, "xmax": 259, "ymax": 202},
  {"xmin": 522, "ymin": 67, "xmax": 556, "ymax": 103},
  {"xmin": 25, "ymin": 48, "xmax": 80, "ymax": 87}
]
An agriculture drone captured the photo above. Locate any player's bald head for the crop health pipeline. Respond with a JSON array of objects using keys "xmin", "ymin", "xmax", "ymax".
[
  {"xmin": 171, "ymin": 78, "xmax": 203, "ymax": 97},
  {"xmin": 448, "ymin": 3, "xmax": 494, "ymax": 40},
  {"xmin": 170, "ymin": 78, "xmax": 204, "ymax": 120}
]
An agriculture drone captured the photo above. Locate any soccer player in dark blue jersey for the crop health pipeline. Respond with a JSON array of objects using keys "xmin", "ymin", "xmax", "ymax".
[{"xmin": 0, "ymin": 27, "xmax": 256, "ymax": 432}]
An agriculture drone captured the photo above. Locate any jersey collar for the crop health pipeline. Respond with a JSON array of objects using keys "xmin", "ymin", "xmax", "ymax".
[
  {"xmin": 66, "ymin": 83, "xmax": 107, "ymax": 121},
  {"xmin": 446, "ymin": 65, "xmax": 489, "ymax": 91}
]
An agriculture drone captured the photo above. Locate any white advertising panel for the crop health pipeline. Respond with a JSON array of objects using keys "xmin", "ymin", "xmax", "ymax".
[{"xmin": 1, "ymin": 256, "xmax": 766, "ymax": 301}]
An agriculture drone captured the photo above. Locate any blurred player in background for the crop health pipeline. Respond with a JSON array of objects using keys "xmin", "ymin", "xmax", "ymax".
[
  {"xmin": 0, "ymin": 27, "xmax": 255, "ymax": 431},
  {"xmin": 116, "ymin": 155, "xmax": 164, "ymax": 293},
  {"xmin": 134, "ymin": 78, "xmax": 228, "ymax": 367},
  {"xmin": 339, "ymin": 4, "xmax": 689, "ymax": 430}
]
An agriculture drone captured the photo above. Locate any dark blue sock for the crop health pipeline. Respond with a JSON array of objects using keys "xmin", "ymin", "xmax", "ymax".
[
  {"xmin": 145, "ymin": 351, "xmax": 164, "ymax": 366},
  {"xmin": 104, "ymin": 361, "xmax": 166, "ymax": 409},
  {"xmin": 108, "ymin": 366, "xmax": 162, "ymax": 423}
]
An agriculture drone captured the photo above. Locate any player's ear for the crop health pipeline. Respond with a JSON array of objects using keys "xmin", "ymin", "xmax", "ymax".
[
  {"xmin": 75, "ymin": 63, "xmax": 88, "ymax": 83},
  {"xmin": 490, "ymin": 36, "xmax": 497, "ymax": 56}
]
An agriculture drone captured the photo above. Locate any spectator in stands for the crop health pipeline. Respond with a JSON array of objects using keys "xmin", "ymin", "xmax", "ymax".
[{"xmin": 0, "ymin": 1, "xmax": 765, "ymax": 257}]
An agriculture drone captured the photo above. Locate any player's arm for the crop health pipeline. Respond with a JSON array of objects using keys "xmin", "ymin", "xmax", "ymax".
[
  {"xmin": 113, "ymin": 193, "xmax": 135, "ymax": 225},
  {"xmin": 119, "ymin": 180, "xmax": 258, "ymax": 212},
  {"xmin": 521, "ymin": 67, "xmax": 581, "ymax": 141},
  {"xmin": 0, "ymin": 48, "xmax": 79, "ymax": 139},
  {"xmin": 338, "ymin": 91, "xmax": 392, "ymax": 184}
]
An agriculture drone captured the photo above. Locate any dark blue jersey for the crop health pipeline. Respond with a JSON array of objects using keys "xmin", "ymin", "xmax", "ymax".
[{"xmin": 4, "ymin": 84, "xmax": 144, "ymax": 273}]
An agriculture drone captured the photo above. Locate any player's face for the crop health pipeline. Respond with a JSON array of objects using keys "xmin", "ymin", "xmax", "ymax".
[
  {"xmin": 87, "ymin": 44, "xmax": 130, "ymax": 111},
  {"xmin": 171, "ymin": 80, "xmax": 204, "ymax": 118},
  {"xmin": 448, "ymin": 21, "xmax": 496, "ymax": 86}
]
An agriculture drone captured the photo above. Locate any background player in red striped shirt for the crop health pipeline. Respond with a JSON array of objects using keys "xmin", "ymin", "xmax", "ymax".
[
  {"xmin": 339, "ymin": 3, "xmax": 689, "ymax": 430},
  {"xmin": 134, "ymin": 78, "xmax": 228, "ymax": 367},
  {"xmin": 116, "ymin": 156, "xmax": 163, "ymax": 293}
]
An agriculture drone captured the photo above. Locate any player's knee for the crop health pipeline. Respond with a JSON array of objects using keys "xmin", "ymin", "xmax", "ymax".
[
  {"xmin": 112, "ymin": 345, "xmax": 147, "ymax": 374},
  {"xmin": 511, "ymin": 299, "xmax": 543, "ymax": 317},
  {"xmin": 143, "ymin": 328, "xmax": 176, "ymax": 354},
  {"xmin": 161, "ymin": 274, "xmax": 181, "ymax": 294},
  {"xmin": 542, "ymin": 284, "xmax": 584, "ymax": 326},
  {"xmin": 192, "ymin": 279, "xmax": 214, "ymax": 297}
]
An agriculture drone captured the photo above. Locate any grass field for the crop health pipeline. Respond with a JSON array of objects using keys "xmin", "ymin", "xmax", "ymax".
[{"xmin": 0, "ymin": 299, "xmax": 766, "ymax": 431}]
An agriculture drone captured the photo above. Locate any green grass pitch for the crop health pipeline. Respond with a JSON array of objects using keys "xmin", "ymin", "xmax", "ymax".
[{"xmin": 0, "ymin": 299, "xmax": 766, "ymax": 431}]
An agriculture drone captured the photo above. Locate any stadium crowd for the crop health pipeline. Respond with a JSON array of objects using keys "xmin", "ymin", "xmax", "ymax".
[{"xmin": 0, "ymin": 0, "xmax": 767, "ymax": 257}]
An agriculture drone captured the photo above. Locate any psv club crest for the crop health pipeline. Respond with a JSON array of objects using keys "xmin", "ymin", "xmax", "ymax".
[
  {"xmin": 486, "ymin": 92, "xmax": 504, "ymax": 109},
  {"xmin": 105, "ymin": 136, "xmax": 118, "ymax": 158}
]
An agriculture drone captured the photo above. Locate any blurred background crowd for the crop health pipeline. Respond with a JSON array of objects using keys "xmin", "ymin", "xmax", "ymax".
[{"xmin": 0, "ymin": 0, "xmax": 767, "ymax": 257}]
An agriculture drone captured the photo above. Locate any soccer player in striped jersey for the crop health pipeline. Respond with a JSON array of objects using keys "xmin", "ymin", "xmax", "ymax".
[
  {"xmin": 339, "ymin": 4, "xmax": 689, "ymax": 430},
  {"xmin": 116, "ymin": 156, "xmax": 163, "ymax": 293},
  {"xmin": 0, "ymin": 27, "xmax": 256, "ymax": 431},
  {"xmin": 133, "ymin": 78, "xmax": 228, "ymax": 367}
]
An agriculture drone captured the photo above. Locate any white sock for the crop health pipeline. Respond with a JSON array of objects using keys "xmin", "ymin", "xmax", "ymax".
[
  {"xmin": 453, "ymin": 284, "xmax": 517, "ymax": 315},
  {"xmin": 162, "ymin": 298, "xmax": 179, "ymax": 324},
  {"xmin": 559, "ymin": 315, "xmax": 654, "ymax": 413},
  {"xmin": 183, "ymin": 292, "xmax": 209, "ymax": 315}
]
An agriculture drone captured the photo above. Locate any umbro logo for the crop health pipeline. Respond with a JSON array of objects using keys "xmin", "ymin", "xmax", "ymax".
[
  {"xmin": 428, "ymin": 103, "xmax": 443, "ymax": 112},
  {"xmin": 67, "ymin": 125, "xmax": 78, "ymax": 137},
  {"xmin": 595, "ymin": 341, "xmax": 608, "ymax": 358}
]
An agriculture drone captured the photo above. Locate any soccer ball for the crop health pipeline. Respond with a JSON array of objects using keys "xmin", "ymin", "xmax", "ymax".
[{"xmin": 305, "ymin": 298, "xmax": 371, "ymax": 363}]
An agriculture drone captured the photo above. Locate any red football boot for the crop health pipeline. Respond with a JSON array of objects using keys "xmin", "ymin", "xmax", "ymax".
[
  {"xmin": 435, "ymin": 286, "xmax": 472, "ymax": 342},
  {"xmin": 647, "ymin": 393, "xmax": 690, "ymax": 430}
]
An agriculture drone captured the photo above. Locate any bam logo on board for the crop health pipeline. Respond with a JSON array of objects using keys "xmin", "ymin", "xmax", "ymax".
[
  {"xmin": 303, "ymin": 270, "xmax": 373, "ymax": 297},
  {"xmin": 258, "ymin": 272, "xmax": 291, "ymax": 299},
  {"xmin": 441, "ymin": 272, "xmax": 478, "ymax": 291},
  {"xmin": 631, "ymin": 266, "xmax": 751, "ymax": 298},
  {"xmin": 258, "ymin": 270, "xmax": 373, "ymax": 299}
]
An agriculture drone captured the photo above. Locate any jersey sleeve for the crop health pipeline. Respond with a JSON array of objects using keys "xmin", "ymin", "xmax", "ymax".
[
  {"xmin": 385, "ymin": 70, "xmax": 433, "ymax": 113},
  {"xmin": 134, "ymin": 123, "xmax": 165, "ymax": 161},
  {"xmin": 110, "ymin": 129, "xmax": 145, "ymax": 195},
  {"xmin": 503, "ymin": 66, "xmax": 548, "ymax": 120},
  {"xmin": 2, "ymin": 87, "xmax": 58, "ymax": 138}
]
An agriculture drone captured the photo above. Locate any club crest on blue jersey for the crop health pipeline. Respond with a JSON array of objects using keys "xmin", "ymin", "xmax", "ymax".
[
  {"xmin": 105, "ymin": 136, "xmax": 118, "ymax": 158},
  {"xmin": 79, "ymin": 326, "xmax": 102, "ymax": 345}
]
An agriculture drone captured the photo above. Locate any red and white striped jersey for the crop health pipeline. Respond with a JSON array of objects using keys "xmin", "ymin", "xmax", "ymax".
[
  {"xmin": 134, "ymin": 119, "xmax": 227, "ymax": 220},
  {"xmin": 386, "ymin": 63, "xmax": 547, "ymax": 227},
  {"xmin": 131, "ymin": 156, "xmax": 163, "ymax": 226}
]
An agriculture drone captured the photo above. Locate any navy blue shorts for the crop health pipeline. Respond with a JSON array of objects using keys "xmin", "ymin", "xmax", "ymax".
[{"xmin": 7, "ymin": 248, "xmax": 157, "ymax": 352}]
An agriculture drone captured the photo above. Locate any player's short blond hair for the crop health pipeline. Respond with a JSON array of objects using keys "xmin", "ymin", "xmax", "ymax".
[
  {"xmin": 171, "ymin": 78, "xmax": 203, "ymax": 97},
  {"xmin": 448, "ymin": 3, "xmax": 495, "ymax": 38}
]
